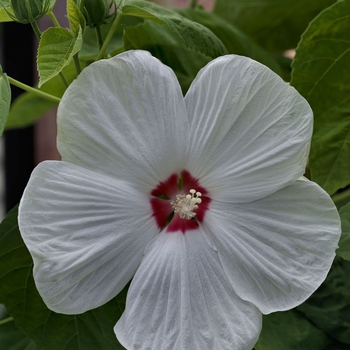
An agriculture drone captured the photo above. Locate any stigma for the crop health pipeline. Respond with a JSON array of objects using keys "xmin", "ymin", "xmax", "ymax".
[{"xmin": 171, "ymin": 189, "xmax": 202, "ymax": 220}]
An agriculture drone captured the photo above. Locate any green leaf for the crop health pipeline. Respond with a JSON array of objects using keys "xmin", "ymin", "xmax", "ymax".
[
  {"xmin": 123, "ymin": 20, "xmax": 210, "ymax": 94},
  {"xmin": 255, "ymin": 310, "xmax": 330, "ymax": 350},
  {"xmin": 0, "ymin": 0, "xmax": 15, "ymax": 22},
  {"xmin": 5, "ymin": 93, "xmax": 56, "ymax": 130},
  {"xmin": 176, "ymin": 7, "xmax": 282, "ymax": 76},
  {"xmin": 0, "ymin": 319, "xmax": 39, "ymax": 350},
  {"xmin": 214, "ymin": 0, "xmax": 337, "ymax": 52},
  {"xmin": 291, "ymin": 0, "xmax": 350, "ymax": 195},
  {"xmin": 0, "ymin": 65, "xmax": 11, "ymax": 135},
  {"xmin": 122, "ymin": 0, "xmax": 227, "ymax": 58},
  {"xmin": 37, "ymin": 27, "xmax": 83, "ymax": 87},
  {"xmin": 67, "ymin": 0, "xmax": 85, "ymax": 34},
  {"xmin": 0, "ymin": 206, "xmax": 127, "ymax": 350},
  {"xmin": 297, "ymin": 257, "xmax": 350, "ymax": 345},
  {"xmin": 337, "ymin": 201, "xmax": 350, "ymax": 261}
]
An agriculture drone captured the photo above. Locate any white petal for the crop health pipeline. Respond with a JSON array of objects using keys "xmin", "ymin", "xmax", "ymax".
[
  {"xmin": 203, "ymin": 178, "xmax": 341, "ymax": 314},
  {"xmin": 57, "ymin": 50, "xmax": 190, "ymax": 193},
  {"xmin": 115, "ymin": 231, "xmax": 261, "ymax": 350},
  {"xmin": 18, "ymin": 161, "xmax": 157, "ymax": 314},
  {"xmin": 185, "ymin": 55, "xmax": 313, "ymax": 202}
]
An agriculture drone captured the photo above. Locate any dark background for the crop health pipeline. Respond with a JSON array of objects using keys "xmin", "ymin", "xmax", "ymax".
[{"xmin": 3, "ymin": 22, "xmax": 34, "ymax": 213}]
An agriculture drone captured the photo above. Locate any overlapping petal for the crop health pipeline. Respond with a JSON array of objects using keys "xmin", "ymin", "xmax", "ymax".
[
  {"xmin": 115, "ymin": 230, "xmax": 261, "ymax": 350},
  {"xmin": 18, "ymin": 161, "xmax": 157, "ymax": 314},
  {"xmin": 202, "ymin": 178, "xmax": 341, "ymax": 314},
  {"xmin": 57, "ymin": 50, "xmax": 190, "ymax": 194},
  {"xmin": 184, "ymin": 55, "xmax": 313, "ymax": 203}
]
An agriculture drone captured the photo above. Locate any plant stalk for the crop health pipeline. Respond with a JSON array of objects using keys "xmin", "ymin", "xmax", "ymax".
[
  {"xmin": 73, "ymin": 53, "xmax": 82, "ymax": 75},
  {"xmin": 190, "ymin": 0, "xmax": 198, "ymax": 8},
  {"xmin": 96, "ymin": 11, "xmax": 123, "ymax": 61},
  {"xmin": 31, "ymin": 21, "xmax": 42, "ymax": 39},
  {"xmin": 332, "ymin": 187, "xmax": 350, "ymax": 207},
  {"xmin": 8, "ymin": 76, "xmax": 61, "ymax": 104},
  {"xmin": 0, "ymin": 317, "xmax": 14, "ymax": 326},
  {"xmin": 47, "ymin": 10, "xmax": 61, "ymax": 27},
  {"xmin": 95, "ymin": 25, "xmax": 104, "ymax": 51}
]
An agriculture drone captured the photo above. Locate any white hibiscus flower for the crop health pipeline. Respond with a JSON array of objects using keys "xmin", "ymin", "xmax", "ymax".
[{"xmin": 18, "ymin": 50, "xmax": 341, "ymax": 350}]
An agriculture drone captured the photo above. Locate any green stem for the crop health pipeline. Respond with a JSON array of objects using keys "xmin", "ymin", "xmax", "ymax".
[
  {"xmin": 95, "ymin": 25, "xmax": 104, "ymax": 51},
  {"xmin": 96, "ymin": 11, "xmax": 123, "ymax": 61},
  {"xmin": 47, "ymin": 10, "xmax": 61, "ymax": 27},
  {"xmin": 332, "ymin": 188, "xmax": 350, "ymax": 207},
  {"xmin": 31, "ymin": 21, "xmax": 42, "ymax": 39},
  {"xmin": 73, "ymin": 53, "xmax": 82, "ymax": 75},
  {"xmin": 59, "ymin": 72, "xmax": 69, "ymax": 88},
  {"xmin": 8, "ymin": 76, "xmax": 61, "ymax": 104},
  {"xmin": 190, "ymin": 0, "xmax": 198, "ymax": 8},
  {"xmin": 0, "ymin": 317, "xmax": 14, "ymax": 326}
]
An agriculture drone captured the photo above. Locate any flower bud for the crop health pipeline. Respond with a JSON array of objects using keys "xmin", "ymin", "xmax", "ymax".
[
  {"xmin": 76, "ymin": 0, "xmax": 114, "ymax": 28},
  {"xmin": 10, "ymin": 0, "xmax": 51, "ymax": 24}
]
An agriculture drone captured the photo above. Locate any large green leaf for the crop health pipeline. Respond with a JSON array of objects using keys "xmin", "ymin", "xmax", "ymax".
[
  {"xmin": 122, "ymin": 0, "xmax": 227, "ymax": 58},
  {"xmin": 0, "ymin": 65, "xmax": 11, "ymax": 135},
  {"xmin": 0, "ymin": 319, "xmax": 40, "ymax": 350},
  {"xmin": 337, "ymin": 202, "xmax": 350, "ymax": 261},
  {"xmin": 176, "ymin": 7, "xmax": 282, "ymax": 76},
  {"xmin": 124, "ymin": 20, "xmax": 211, "ymax": 94},
  {"xmin": 255, "ymin": 310, "xmax": 330, "ymax": 350},
  {"xmin": 291, "ymin": 0, "xmax": 350, "ymax": 195},
  {"xmin": 37, "ymin": 27, "xmax": 83, "ymax": 87},
  {"xmin": 214, "ymin": 0, "xmax": 336, "ymax": 52},
  {"xmin": 297, "ymin": 257, "xmax": 350, "ymax": 345},
  {"xmin": 0, "ymin": 206, "xmax": 127, "ymax": 350}
]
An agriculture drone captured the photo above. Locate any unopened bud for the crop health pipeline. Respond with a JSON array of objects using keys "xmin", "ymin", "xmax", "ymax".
[
  {"xmin": 76, "ymin": 0, "xmax": 115, "ymax": 28},
  {"xmin": 10, "ymin": 0, "xmax": 51, "ymax": 24}
]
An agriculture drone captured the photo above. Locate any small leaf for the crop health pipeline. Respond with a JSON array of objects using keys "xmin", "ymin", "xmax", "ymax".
[
  {"xmin": 122, "ymin": 0, "xmax": 227, "ymax": 58},
  {"xmin": 67, "ymin": 0, "xmax": 85, "ymax": 34},
  {"xmin": 291, "ymin": 0, "xmax": 350, "ymax": 195},
  {"xmin": 37, "ymin": 27, "xmax": 83, "ymax": 87},
  {"xmin": 0, "ymin": 206, "xmax": 127, "ymax": 350},
  {"xmin": 255, "ymin": 309, "xmax": 330, "ymax": 350},
  {"xmin": 0, "ymin": 65, "xmax": 11, "ymax": 135},
  {"xmin": 336, "ymin": 201, "xmax": 350, "ymax": 261}
]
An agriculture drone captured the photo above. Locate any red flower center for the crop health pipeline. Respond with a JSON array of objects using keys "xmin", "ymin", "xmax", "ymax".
[{"xmin": 150, "ymin": 170, "xmax": 211, "ymax": 234}]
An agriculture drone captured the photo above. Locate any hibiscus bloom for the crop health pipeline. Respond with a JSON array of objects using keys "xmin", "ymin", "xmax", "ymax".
[{"xmin": 19, "ymin": 50, "xmax": 340, "ymax": 350}]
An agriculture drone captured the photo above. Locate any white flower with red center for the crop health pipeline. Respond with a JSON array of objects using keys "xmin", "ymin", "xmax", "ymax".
[{"xmin": 19, "ymin": 50, "xmax": 340, "ymax": 350}]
